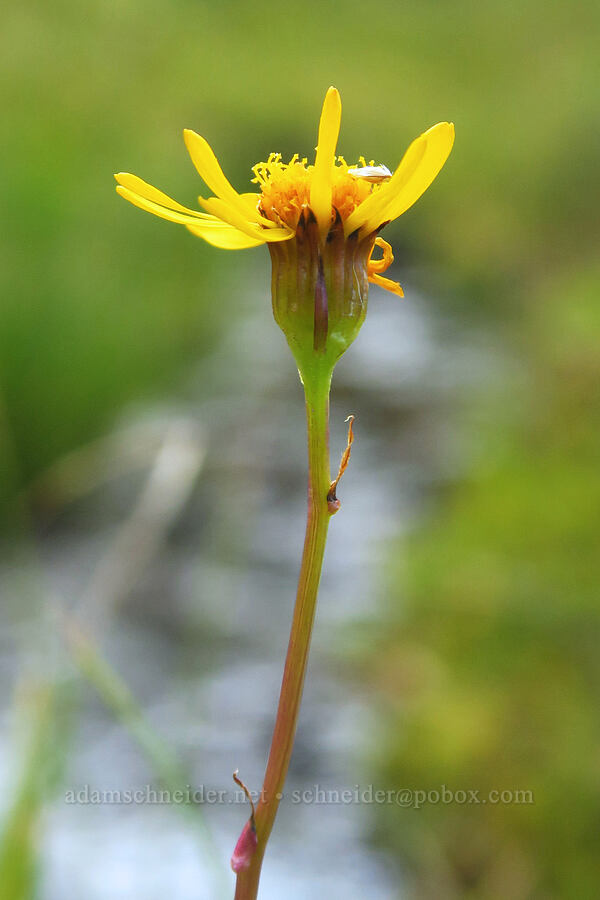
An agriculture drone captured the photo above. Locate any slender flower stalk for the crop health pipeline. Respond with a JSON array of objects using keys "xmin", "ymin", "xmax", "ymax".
[
  {"xmin": 234, "ymin": 362, "xmax": 334, "ymax": 899},
  {"xmin": 115, "ymin": 87, "xmax": 454, "ymax": 899}
]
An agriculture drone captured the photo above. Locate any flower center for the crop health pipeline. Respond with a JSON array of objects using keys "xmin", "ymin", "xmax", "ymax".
[{"xmin": 252, "ymin": 153, "xmax": 380, "ymax": 231}]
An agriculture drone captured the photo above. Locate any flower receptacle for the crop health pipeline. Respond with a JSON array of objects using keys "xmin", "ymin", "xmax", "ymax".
[{"xmin": 268, "ymin": 210, "xmax": 376, "ymax": 381}]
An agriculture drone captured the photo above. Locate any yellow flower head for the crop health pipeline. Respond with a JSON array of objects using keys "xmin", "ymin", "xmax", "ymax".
[{"xmin": 115, "ymin": 87, "xmax": 454, "ymax": 300}]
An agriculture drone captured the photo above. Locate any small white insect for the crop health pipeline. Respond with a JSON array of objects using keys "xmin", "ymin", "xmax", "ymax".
[{"xmin": 347, "ymin": 164, "xmax": 392, "ymax": 184}]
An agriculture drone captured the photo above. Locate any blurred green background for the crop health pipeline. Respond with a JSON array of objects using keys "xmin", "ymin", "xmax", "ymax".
[{"xmin": 1, "ymin": 0, "xmax": 599, "ymax": 898}]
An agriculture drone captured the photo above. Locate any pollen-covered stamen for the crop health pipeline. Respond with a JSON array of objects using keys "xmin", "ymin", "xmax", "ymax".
[
  {"xmin": 253, "ymin": 153, "xmax": 311, "ymax": 229},
  {"xmin": 252, "ymin": 154, "xmax": 384, "ymax": 231}
]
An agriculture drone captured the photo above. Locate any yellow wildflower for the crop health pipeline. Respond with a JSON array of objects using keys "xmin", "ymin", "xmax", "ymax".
[{"xmin": 115, "ymin": 87, "xmax": 454, "ymax": 301}]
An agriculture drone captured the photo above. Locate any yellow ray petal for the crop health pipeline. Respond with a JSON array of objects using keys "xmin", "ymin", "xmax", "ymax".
[
  {"xmin": 115, "ymin": 173, "xmax": 213, "ymax": 219},
  {"xmin": 183, "ymin": 130, "xmax": 267, "ymax": 226},
  {"xmin": 345, "ymin": 122, "xmax": 454, "ymax": 237},
  {"xmin": 368, "ymin": 272, "xmax": 404, "ymax": 296},
  {"xmin": 382, "ymin": 122, "xmax": 454, "ymax": 222},
  {"xmin": 344, "ymin": 137, "xmax": 427, "ymax": 235},
  {"xmin": 239, "ymin": 192, "xmax": 262, "ymax": 211},
  {"xmin": 200, "ymin": 196, "xmax": 294, "ymax": 243},
  {"xmin": 116, "ymin": 184, "xmax": 222, "ymax": 227},
  {"xmin": 185, "ymin": 222, "xmax": 264, "ymax": 249},
  {"xmin": 309, "ymin": 86, "xmax": 342, "ymax": 236},
  {"xmin": 363, "ymin": 122, "xmax": 454, "ymax": 235}
]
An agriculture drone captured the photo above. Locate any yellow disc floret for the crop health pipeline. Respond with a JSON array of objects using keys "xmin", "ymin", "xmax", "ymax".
[{"xmin": 252, "ymin": 153, "xmax": 382, "ymax": 231}]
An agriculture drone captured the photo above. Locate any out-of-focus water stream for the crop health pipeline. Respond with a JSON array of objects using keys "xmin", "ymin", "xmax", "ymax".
[{"xmin": 1, "ymin": 278, "xmax": 498, "ymax": 899}]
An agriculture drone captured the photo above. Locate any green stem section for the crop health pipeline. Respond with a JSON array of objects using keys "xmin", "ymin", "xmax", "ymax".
[{"xmin": 234, "ymin": 363, "xmax": 334, "ymax": 900}]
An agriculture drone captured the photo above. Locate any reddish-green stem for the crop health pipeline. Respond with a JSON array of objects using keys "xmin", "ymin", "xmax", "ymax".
[{"xmin": 234, "ymin": 365, "xmax": 334, "ymax": 900}]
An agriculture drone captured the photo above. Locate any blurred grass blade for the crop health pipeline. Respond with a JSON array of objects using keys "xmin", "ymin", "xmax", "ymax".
[
  {"xmin": 63, "ymin": 618, "xmax": 229, "ymax": 896},
  {"xmin": 0, "ymin": 684, "xmax": 63, "ymax": 900}
]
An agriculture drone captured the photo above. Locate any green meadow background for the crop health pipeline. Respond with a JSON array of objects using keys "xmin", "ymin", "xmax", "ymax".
[{"xmin": 2, "ymin": 0, "xmax": 599, "ymax": 897}]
